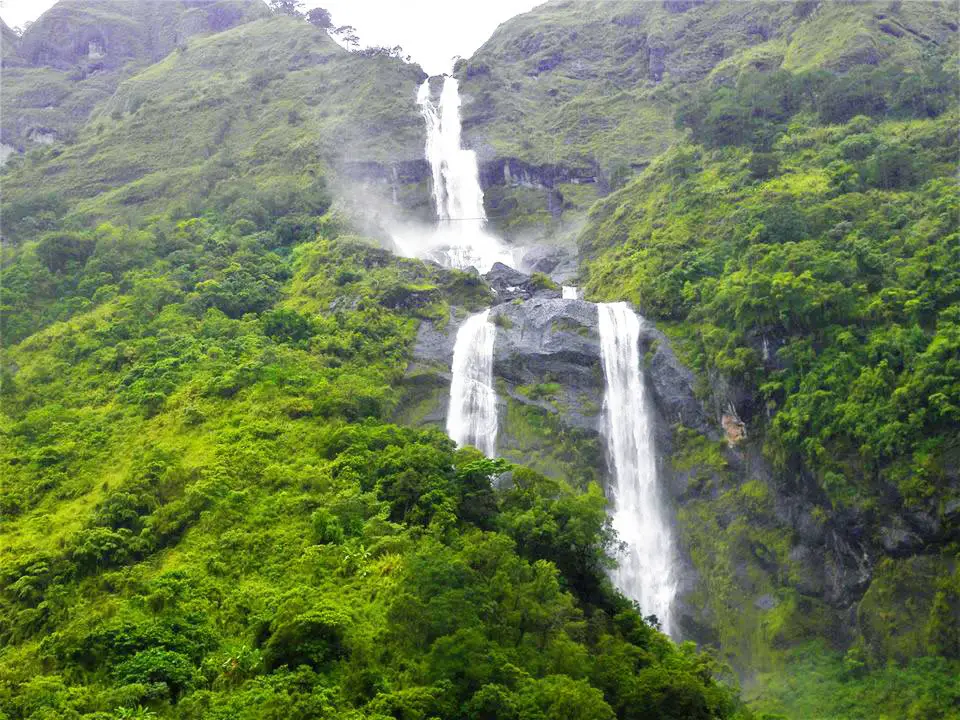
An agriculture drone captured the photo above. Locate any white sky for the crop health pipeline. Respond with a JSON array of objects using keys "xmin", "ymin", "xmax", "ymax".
[{"xmin": 0, "ymin": 0, "xmax": 542, "ymax": 74}]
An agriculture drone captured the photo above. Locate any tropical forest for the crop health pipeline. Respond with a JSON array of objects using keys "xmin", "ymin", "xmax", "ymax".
[{"xmin": 0, "ymin": 1, "xmax": 957, "ymax": 718}]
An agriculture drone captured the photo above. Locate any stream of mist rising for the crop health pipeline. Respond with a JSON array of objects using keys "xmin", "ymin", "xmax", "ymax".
[
  {"xmin": 447, "ymin": 309, "xmax": 498, "ymax": 456},
  {"xmin": 598, "ymin": 302, "xmax": 677, "ymax": 636}
]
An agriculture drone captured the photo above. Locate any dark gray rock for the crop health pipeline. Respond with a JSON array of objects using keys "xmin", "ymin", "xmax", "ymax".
[
  {"xmin": 638, "ymin": 322, "xmax": 714, "ymax": 438},
  {"xmin": 663, "ymin": 0, "xmax": 706, "ymax": 12},
  {"xmin": 484, "ymin": 262, "xmax": 562, "ymax": 303},
  {"xmin": 879, "ymin": 519, "xmax": 926, "ymax": 555},
  {"xmin": 478, "ymin": 157, "xmax": 598, "ymax": 188},
  {"xmin": 518, "ymin": 243, "xmax": 579, "ymax": 284},
  {"xmin": 754, "ymin": 593, "xmax": 778, "ymax": 610},
  {"xmin": 410, "ymin": 306, "xmax": 459, "ymax": 369},
  {"xmin": 489, "ymin": 298, "xmax": 602, "ymax": 433}
]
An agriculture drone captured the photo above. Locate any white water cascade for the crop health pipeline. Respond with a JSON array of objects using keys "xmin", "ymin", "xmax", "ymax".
[
  {"xmin": 446, "ymin": 309, "xmax": 498, "ymax": 456},
  {"xmin": 394, "ymin": 77, "xmax": 515, "ymax": 273},
  {"xmin": 598, "ymin": 302, "xmax": 677, "ymax": 635}
]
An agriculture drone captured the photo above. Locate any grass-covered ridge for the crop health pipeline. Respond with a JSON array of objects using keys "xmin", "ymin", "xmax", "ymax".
[
  {"xmin": 0, "ymin": 0, "xmax": 271, "ymax": 152},
  {"xmin": 459, "ymin": 0, "xmax": 955, "ymax": 179},
  {"xmin": 455, "ymin": 0, "xmax": 957, "ymax": 243},
  {"xmin": 2, "ymin": 14, "xmax": 426, "ymax": 239}
]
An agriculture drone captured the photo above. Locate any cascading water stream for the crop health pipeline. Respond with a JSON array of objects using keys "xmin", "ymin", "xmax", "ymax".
[
  {"xmin": 395, "ymin": 77, "xmax": 515, "ymax": 273},
  {"xmin": 446, "ymin": 309, "xmax": 498, "ymax": 456},
  {"xmin": 598, "ymin": 302, "xmax": 677, "ymax": 636},
  {"xmin": 409, "ymin": 75, "xmax": 678, "ymax": 623},
  {"xmin": 407, "ymin": 75, "xmax": 511, "ymax": 455}
]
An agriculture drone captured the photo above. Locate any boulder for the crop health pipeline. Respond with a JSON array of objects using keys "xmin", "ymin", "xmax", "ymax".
[
  {"xmin": 483, "ymin": 262, "xmax": 562, "ymax": 302},
  {"xmin": 637, "ymin": 322, "xmax": 715, "ymax": 439},
  {"xmin": 518, "ymin": 243, "xmax": 579, "ymax": 284}
]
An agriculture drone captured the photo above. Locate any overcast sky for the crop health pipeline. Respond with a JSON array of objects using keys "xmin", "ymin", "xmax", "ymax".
[{"xmin": 0, "ymin": 0, "xmax": 542, "ymax": 74}]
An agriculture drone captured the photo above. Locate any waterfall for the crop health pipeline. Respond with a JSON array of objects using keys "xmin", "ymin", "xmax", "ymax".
[
  {"xmin": 446, "ymin": 309, "xmax": 498, "ymax": 456},
  {"xmin": 597, "ymin": 302, "xmax": 677, "ymax": 635},
  {"xmin": 403, "ymin": 77, "xmax": 514, "ymax": 273},
  {"xmin": 562, "ymin": 285, "xmax": 579, "ymax": 299},
  {"xmin": 420, "ymin": 77, "xmax": 486, "ymax": 234}
]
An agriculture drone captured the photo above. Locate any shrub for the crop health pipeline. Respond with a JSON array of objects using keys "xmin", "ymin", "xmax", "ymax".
[
  {"xmin": 263, "ymin": 608, "xmax": 349, "ymax": 671},
  {"xmin": 114, "ymin": 649, "xmax": 198, "ymax": 700}
]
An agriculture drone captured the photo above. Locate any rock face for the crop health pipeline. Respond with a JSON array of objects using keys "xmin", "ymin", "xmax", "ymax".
[
  {"xmin": 401, "ymin": 265, "xmax": 717, "ymax": 498},
  {"xmin": 485, "ymin": 262, "xmax": 562, "ymax": 303},
  {"xmin": 17, "ymin": 0, "xmax": 270, "ymax": 71},
  {"xmin": 637, "ymin": 322, "xmax": 714, "ymax": 441},
  {"xmin": 489, "ymin": 297, "xmax": 603, "ymax": 433},
  {"xmin": 518, "ymin": 244, "xmax": 579, "ymax": 284}
]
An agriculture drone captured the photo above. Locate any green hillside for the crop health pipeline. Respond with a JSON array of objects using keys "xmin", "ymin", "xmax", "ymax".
[
  {"xmin": 0, "ymin": 0, "xmax": 271, "ymax": 152},
  {"xmin": 1, "ymin": 14, "xmax": 427, "ymax": 243},
  {"xmin": 458, "ymin": 0, "xmax": 957, "ymax": 237},
  {"xmin": 2, "ymin": 0, "xmax": 959, "ymax": 718},
  {"xmin": 0, "ymin": 2, "xmax": 742, "ymax": 719},
  {"xmin": 453, "ymin": 0, "xmax": 960, "ymax": 716},
  {"xmin": 2, "ymin": 209, "xmax": 746, "ymax": 719},
  {"xmin": 574, "ymin": 14, "xmax": 959, "ymax": 720}
]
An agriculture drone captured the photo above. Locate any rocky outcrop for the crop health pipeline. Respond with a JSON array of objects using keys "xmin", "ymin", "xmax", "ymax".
[
  {"xmin": 401, "ymin": 265, "xmax": 719, "ymax": 495},
  {"xmin": 489, "ymin": 297, "xmax": 602, "ymax": 431},
  {"xmin": 637, "ymin": 322, "xmax": 714, "ymax": 441},
  {"xmin": 401, "ymin": 267, "xmax": 923, "ymax": 662},
  {"xmin": 0, "ymin": 0, "xmax": 271, "ymax": 153},
  {"xmin": 17, "ymin": 0, "xmax": 270, "ymax": 71},
  {"xmin": 478, "ymin": 157, "xmax": 598, "ymax": 189},
  {"xmin": 485, "ymin": 262, "xmax": 562, "ymax": 303},
  {"xmin": 517, "ymin": 244, "xmax": 578, "ymax": 283}
]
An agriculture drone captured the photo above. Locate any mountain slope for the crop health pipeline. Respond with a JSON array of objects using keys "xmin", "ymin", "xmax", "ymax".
[
  {"xmin": 2, "ymin": 1, "xmax": 959, "ymax": 718},
  {"xmin": 1, "ymin": 14, "xmax": 429, "ymax": 249},
  {"xmin": 0, "ymin": 4, "xmax": 746, "ymax": 718},
  {"xmin": 0, "ymin": 0, "xmax": 270, "ymax": 154},
  {"xmin": 457, "ymin": 0, "xmax": 957, "ymax": 239},
  {"xmin": 576, "ymin": 20, "xmax": 959, "ymax": 720},
  {"xmin": 454, "ymin": 0, "xmax": 960, "ymax": 715}
]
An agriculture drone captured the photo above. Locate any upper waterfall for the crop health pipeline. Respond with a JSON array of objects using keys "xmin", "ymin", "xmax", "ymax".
[
  {"xmin": 597, "ymin": 302, "xmax": 677, "ymax": 636},
  {"xmin": 420, "ymin": 77, "xmax": 486, "ymax": 233},
  {"xmin": 447, "ymin": 309, "xmax": 498, "ymax": 456},
  {"xmin": 394, "ymin": 77, "xmax": 515, "ymax": 274}
]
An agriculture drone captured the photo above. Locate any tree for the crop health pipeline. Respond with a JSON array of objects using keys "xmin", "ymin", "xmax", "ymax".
[
  {"xmin": 306, "ymin": 7, "xmax": 332, "ymax": 28},
  {"xmin": 268, "ymin": 0, "xmax": 304, "ymax": 17},
  {"xmin": 334, "ymin": 25, "xmax": 360, "ymax": 50}
]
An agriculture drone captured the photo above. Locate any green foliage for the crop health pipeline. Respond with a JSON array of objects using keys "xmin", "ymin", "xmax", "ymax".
[
  {"xmin": 529, "ymin": 272, "xmax": 560, "ymax": 291},
  {"xmin": 583, "ymin": 107, "xmax": 959, "ymax": 514},
  {"xmin": 749, "ymin": 641, "xmax": 960, "ymax": 720},
  {"xmin": 676, "ymin": 51, "xmax": 957, "ymax": 150},
  {"xmin": 579, "ymin": 25, "xmax": 960, "ymax": 716},
  {"xmin": 0, "ymin": 15, "xmax": 425, "ymax": 243},
  {"xmin": 0, "ymin": 205, "xmax": 740, "ymax": 718}
]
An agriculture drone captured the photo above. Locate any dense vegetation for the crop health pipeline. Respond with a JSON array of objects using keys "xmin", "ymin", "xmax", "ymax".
[
  {"xmin": 583, "ymin": 50, "xmax": 958, "ymax": 520},
  {"xmin": 580, "ymin": 34, "xmax": 959, "ymax": 720},
  {"xmin": 3, "ymin": 1, "xmax": 959, "ymax": 718},
  {"xmin": 458, "ymin": 0, "xmax": 957, "ymax": 239},
  {"xmin": 0, "ymin": 12, "xmax": 427, "ymax": 236},
  {"xmin": 0, "ymin": 204, "xmax": 745, "ymax": 718}
]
